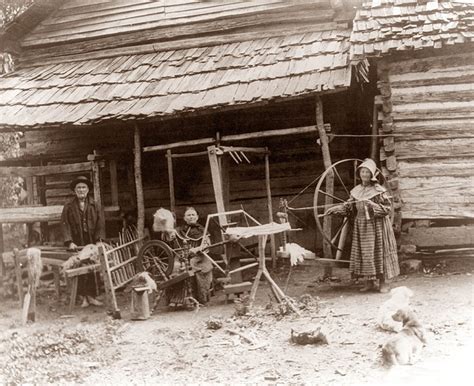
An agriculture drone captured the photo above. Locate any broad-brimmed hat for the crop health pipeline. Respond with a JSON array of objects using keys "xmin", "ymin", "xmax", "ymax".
[
  {"xmin": 70, "ymin": 175, "xmax": 93, "ymax": 191},
  {"xmin": 357, "ymin": 158, "xmax": 379, "ymax": 182}
]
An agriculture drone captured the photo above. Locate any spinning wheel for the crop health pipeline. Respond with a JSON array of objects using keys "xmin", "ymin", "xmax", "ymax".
[
  {"xmin": 313, "ymin": 158, "xmax": 393, "ymax": 257},
  {"xmin": 138, "ymin": 240, "xmax": 175, "ymax": 282}
]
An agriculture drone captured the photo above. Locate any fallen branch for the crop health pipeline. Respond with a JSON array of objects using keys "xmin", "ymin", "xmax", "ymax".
[{"xmin": 225, "ymin": 328, "xmax": 258, "ymax": 346}]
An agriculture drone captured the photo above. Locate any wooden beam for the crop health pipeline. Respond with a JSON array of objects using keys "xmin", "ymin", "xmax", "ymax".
[
  {"xmin": 222, "ymin": 125, "xmax": 318, "ymax": 142},
  {"xmin": 143, "ymin": 125, "xmax": 319, "ymax": 153},
  {"xmin": 166, "ymin": 150, "xmax": 175, "ymax": 212},
  {"xmin": 316, "ymin": 96, "xmax": 333, "ymax": 265},
  {"xmin": 133, "ymin": 125, "xmax": 145, "ymax": 239},
  {"xmin": 0, "ymin": 205, "xmax": 63, "ymax": 223},
  {"xmin": 20, "ymin": 8, "xmax": 336, "ymax": 66},
  {"xmin": 401, "ymin": 225, "xmax": 474, "ymax": 248},
  {"xmin": 0, "ymin": 162, "xmax": 93, "ymax": 178},
  {"xmin": 220, "ymin": 146, "xmax": 269, "ymax": 154},
  {"xmin": 143, "ymin": 137, "xmax": 214, "ymax": 153},
  {"xmin": 207, "ymin": 145, "xmax": 227, "ymax": 227},
  {"xmin": 169, "ymin": 150, "xmax": 208, "ymax": 158}
]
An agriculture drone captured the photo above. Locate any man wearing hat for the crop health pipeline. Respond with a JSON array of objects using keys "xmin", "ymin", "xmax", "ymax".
[{"xmin": 61, "ymin": 175, "xmax": 104, "ymax": 307}]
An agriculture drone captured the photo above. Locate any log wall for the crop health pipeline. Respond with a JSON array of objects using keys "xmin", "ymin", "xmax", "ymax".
[
  {"xmin": 9, "ymin": 88, "xmax": 373, "ymax": 252},
  {"xmin": 379, "ymin": 51, "xmax": 474, "ymax": 221}
]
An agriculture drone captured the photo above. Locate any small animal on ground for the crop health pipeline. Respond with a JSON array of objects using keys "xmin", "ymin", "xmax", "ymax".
[
  {"xmin": 378, "ymin": 286, "xmax": 414, "ymax": 332},
  {"xmin": 382, "ymin": 307, "xmax": 427, "ymax": 367}
]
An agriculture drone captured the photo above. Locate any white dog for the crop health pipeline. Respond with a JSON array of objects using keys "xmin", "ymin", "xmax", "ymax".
[{"xmin": 378, "ymin": 286, "xmax": 414, "ymax": 332}]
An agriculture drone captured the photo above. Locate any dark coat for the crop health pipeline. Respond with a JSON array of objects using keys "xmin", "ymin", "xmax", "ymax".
[{"xmin": 61, "ymin": 195, "xmax": 104, "ymax": 246}]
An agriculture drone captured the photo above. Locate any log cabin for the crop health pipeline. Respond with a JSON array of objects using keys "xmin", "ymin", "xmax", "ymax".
[
  {"xmin": 350, "ymin": 0, "xmax": 474, "ymax": 252},
  {"xmin": 0, "ymin": 0, "xmax": 378, "ymax": 263}
]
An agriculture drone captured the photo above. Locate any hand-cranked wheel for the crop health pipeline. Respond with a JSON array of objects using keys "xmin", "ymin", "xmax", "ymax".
[
  {"xmin": 138, "ymin": 240, "xmax": 175, "ymax": 282},
  {"xmin": 313, "ymin": 158, "xmax": 394, "ymax": 259}
]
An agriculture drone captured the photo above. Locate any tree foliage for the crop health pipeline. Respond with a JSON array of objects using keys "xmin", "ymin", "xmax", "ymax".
[
  {"xmin": 0, "ymin": 2, "xmax": 30, "ymax": 206},
  {"xmin": 0, "ymin": 0, "xmax": 33, "ymax": 29}
]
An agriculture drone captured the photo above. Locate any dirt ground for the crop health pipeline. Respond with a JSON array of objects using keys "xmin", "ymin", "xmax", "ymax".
[{"xmin": 0, "ymin": 258, "xmax": 472, "ymax": 385}]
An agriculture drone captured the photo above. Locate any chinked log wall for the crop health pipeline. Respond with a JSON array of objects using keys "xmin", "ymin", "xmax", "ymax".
[{"xmin": 378, "ymin": 49, "xmax": 474, "ymax": 248}]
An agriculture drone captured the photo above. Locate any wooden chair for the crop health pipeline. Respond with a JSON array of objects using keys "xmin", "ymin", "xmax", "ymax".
[{"xmin": 99, "ymin": 232, "xmax": 145, "ymax": 319}]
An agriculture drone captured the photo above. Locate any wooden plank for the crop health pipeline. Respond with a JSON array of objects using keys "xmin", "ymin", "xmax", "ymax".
[
  {"xmin": 0, "ymin": 162, "xmax": 93, "ymax": 178},
  {"xmin": 23, "ymin": 2, "xmax": 319, "ymax": 47},
  {"xmin": 391, "ymin": 88, "xmax": 474, "ymax": 105},
  {"xmin": 389, "ymin": 71, "xmax": 474, "ymax": 88},
  {"xmin": 395, "ymin": 138, "xmax": 474, "ymax": 160},
  {"xmin": 207, "ymin": 145, "xmax": 228, "ymax": 226},
  {"xmin": 402, "ymin": 204, "xmax": 474, "ymax": 220},
  {"xmin": 0, "ymin": 205, "xmax": 63, "ymax": 223},
  {"xmin": 401, "ymin": 226, "xmax": 474, "ymax": 248},
  {"xmin": 144, "ymin": 126, "xmax": 319, "ymax": 153},
  {"xmin": 388, "ymin": 52, "xmax": 474, "ymax": 76},
  {"xmin": 398, "ymin": 159, "xmax": 474, "ymax": 178},
  {"xmin": 98, "ymin": 244, "xmax": 120, "ymax": 318},
  {"xmin": 392, "ymin": 119, "xmax": 474, "ymax": 139},
  {"xmin": 144, "ymin": 137, "xmax": 214, "ymax": 153},
  {"xmin": 20, "ymin": 17, "xmax": 338, "ymax": 67},
  {"xmin": 65, "ymin": 263, "xmax": 101, "ymax": 278}
]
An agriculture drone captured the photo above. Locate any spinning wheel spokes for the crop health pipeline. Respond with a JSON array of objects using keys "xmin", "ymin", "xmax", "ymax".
[
  {"xmin": 314, "ymin": 158, "xmax": 393, "ymax": 257},
  {"xmin": 138, "ymin": 240, "xmax": 175, "ymax": 282}
]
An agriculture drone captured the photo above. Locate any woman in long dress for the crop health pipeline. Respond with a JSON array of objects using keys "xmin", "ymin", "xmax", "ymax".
[
  {"xmin": 177, "ymin": 207, "xmax": 213, "ymax": 304},
  {"xmin": 326, "ymin": 159, "xmax": 399, "ymax": 292}
]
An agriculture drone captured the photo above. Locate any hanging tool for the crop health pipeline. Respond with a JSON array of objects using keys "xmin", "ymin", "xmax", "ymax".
[{"xmin": 240, "ymin": 151, "xmax": 251, "ymax": 163}]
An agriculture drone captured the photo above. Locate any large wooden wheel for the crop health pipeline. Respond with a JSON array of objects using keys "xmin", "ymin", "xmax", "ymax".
[
  {"xmin": 138, "ymin": 240, "xmax": 175, "ymax": 282},
  {"xmin": 313, "ymin": 159, "xmax": 393, "ymax": 258}
]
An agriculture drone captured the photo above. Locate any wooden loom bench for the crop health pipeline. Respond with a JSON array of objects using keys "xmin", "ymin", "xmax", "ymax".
[
  {"xmin": 64, "ymin": 263, "xmax": 101, "ymax": 314},
  {"xmin": 13, "ymin": 246, "xmax": 74, "ymax": 305}
]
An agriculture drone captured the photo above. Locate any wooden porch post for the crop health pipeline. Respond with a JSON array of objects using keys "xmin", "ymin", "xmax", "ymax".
[
  {"xmin": 316, "ymin": 96, "xmax": 334, "ymax": 270},
  {"xmin": 133, "ymin": 125, "xmax": 145, "ymax": 239},
  {"xmin": 166, "ymin": 150, "xmax": 176, "ymax": 212},
  {"xmin": 109, "ymin": 159, "xmax": 119, "ymax": 207},
  {"xmin": 89, "ymin": 155, "xmax": 105, "ymax": 235},
  {"xmin": 264, "ymin": 151, "xmax": 276, "ymax": 268}
]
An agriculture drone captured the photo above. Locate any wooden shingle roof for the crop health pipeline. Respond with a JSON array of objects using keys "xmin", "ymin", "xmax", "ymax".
[
  {"xmin": 350, "ymin": 0, "xmax": 474, "ymax": 59},
  {"xmin": 0, "ymin": 28, "xmax": 352, "ymax": 129}
]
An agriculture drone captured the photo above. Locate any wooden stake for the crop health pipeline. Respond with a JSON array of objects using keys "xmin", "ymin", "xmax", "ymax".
[{"xmin": 133, "ymin": 125, "xmax": 145, "ymax": 239}]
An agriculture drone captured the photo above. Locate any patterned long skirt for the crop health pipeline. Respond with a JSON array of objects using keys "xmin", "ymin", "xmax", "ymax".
[{"xmin": 350, "ymin": 216, "xmax": 399, "ymax": 280}]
